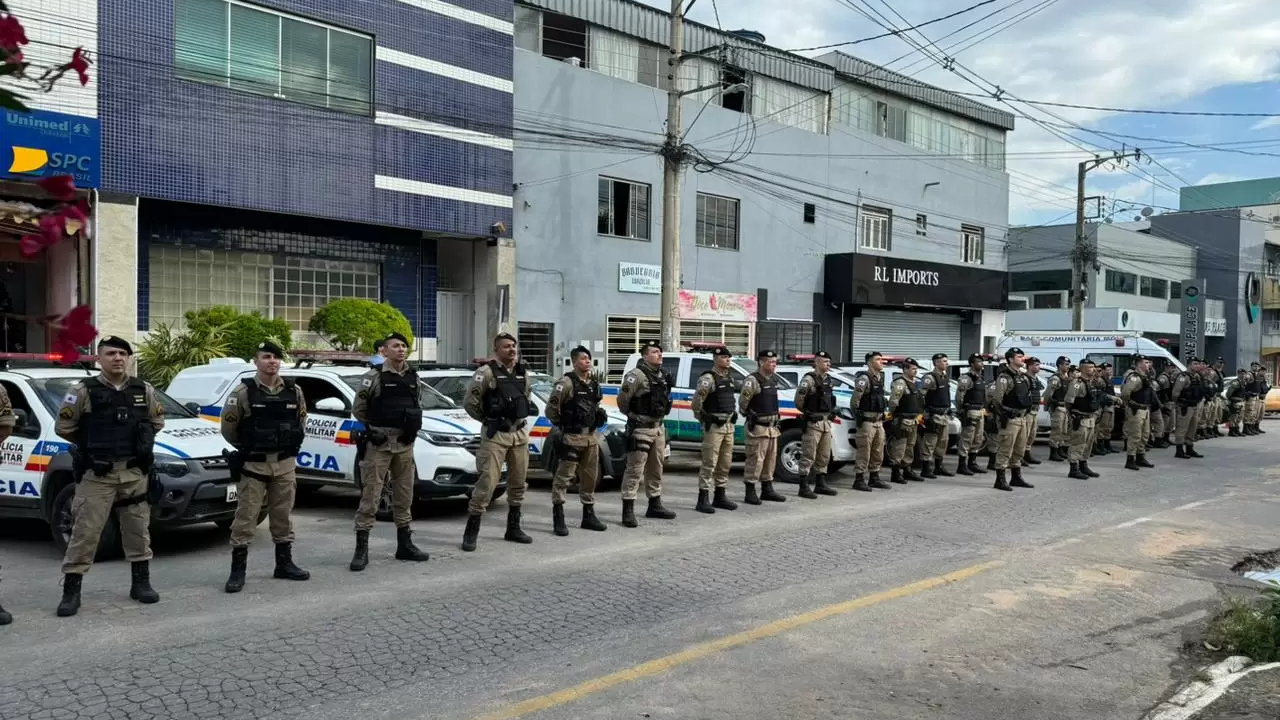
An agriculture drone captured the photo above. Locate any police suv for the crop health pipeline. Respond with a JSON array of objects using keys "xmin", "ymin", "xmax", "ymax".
[
  {"xmin": 0, "ymin": 354, "xmax": 241, "ymax": 559},
  {"xmin": 166, "ymin": 355, "xmax": 502, "ymax": 507}
]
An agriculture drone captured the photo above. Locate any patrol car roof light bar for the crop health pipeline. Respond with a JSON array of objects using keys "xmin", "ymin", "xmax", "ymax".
[
  {"xmin": 786, "ymin": 353, "xmax": 816, "ymax": 361},
  {"xmin": 0, "ymin": 352, "xmax": 98, "ymax": 370},
  {"xmin": 681, "ymin": 341, "xmax": 726, "ymax": 352},
  {"xmin": 288, "ymin": 350, "xmax": 371, "ymax": 368}
]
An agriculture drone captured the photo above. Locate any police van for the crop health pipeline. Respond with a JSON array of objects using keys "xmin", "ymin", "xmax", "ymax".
[
  {"xmin": 166, "ymin": 354, "xmax": 503, "ymax": 510},
  {"xmin": 995, "ymin": 331, "xmax": 1185, "ymax": 377},
  {"xmin": 0, "ymin": 354, "xmax": 242, "ymax": 559}
]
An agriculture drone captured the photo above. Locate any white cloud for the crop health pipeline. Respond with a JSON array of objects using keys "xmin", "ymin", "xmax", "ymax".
[
  {"xmin": 1249, "ymin": 116, "xmax": 1280, "ymax": 131},
  {"xmin": 1194, "ymin": 172, "xmax": 1248, "ymax": 186}
]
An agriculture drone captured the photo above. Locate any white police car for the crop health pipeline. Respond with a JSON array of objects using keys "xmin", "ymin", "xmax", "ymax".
[
  {"xmin": 0, "ymin": 354, "xmax": 242, "ymax": 560},
  {"xmin": 166, "ymin": 356, "xmax": 502, "ymax": 507}
]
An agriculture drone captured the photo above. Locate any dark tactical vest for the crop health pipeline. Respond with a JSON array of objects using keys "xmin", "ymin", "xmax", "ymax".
[
  {"xmin": 238, "ymin": 379, "xmax": 305, "ymax": 456},
  {"xmin": 82, "ymin": 376, "xmax": 153, "ymax": 461}
]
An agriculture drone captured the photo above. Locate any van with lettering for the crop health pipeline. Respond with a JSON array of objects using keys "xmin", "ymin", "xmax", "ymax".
[
  {"xmin": 166, "ymin": 357, "xmax": 502, "ymax": 511},
  {"xmin": 0, "ymin": 355, "xmax": 245, "ymax": 560}
]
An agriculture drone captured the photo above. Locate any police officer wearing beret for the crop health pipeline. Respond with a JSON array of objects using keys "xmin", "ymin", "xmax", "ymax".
[
  {"xmin": 1120, "ymin": 355, "xmax": 1157, "ymax": 471},
  {"xmin": 1246, "ymin": 362, "xmax": 1269, "ymax": 435},
  {"xmin": 545, "ymin": 346, "xmax": 609, "ymax": 534},
  {"xmin": 1172, "ymin": 358, "xmax": 1206, "ymax": 459},
  {"xmin": 886, "ymin": 357, "xmax": 924, "ymax": 485},
  {"xmin": 986, "ymin": 346, "xmax": 1035, "ymax": 492},
  {"xmin": 850, "ymin": 352, "xmax": 890, "ymax": 491},
  {"xmin": 350, "ymin": 332, "xmax": 431, "ymax": 567},
  {"xmin": 919, "ymin": 353, "xmax": 954, "ymax": 479},
  {"xmin": 1021, "ymin": 357, "xmax": 1045, "ymax": 466},
  {"xmin": 1226, "ymin": 367, "xmax": 1250, "ymax": 436},
  {"xmin": 954, "ymin": 353, "xmax": 988, "ymax": 476},
  {"xmin": 794, "ymin": 351, "xmax": 839, "ymax": 498},
  {"xmin": 1043, "ymin": 356, "xmax": 1071, "ymax": 462},
  {"xmin": 616, "ymin": 341, "xmax": 677, "ymax": 526},
  {"xmin": 690, "ymin": 346, "xmax": 740, "ymax": 513},
  {"xmin": 219, "ymin": 341, "xmax": 310, "ymax": 593},
  {"xmin": 739, "ymin": 349, "xmax": 788, "ymax": 503},
  {"xmin": 1064, "ymin": 359, "xmax": 1102, "ymax": 479},
  {"xmin": 462, "ymin": 332, "xmax": 539, "ymax": 550},
  {"xmin": 55, "ymin": 336, "xmax": 165, "ymax": 617}
]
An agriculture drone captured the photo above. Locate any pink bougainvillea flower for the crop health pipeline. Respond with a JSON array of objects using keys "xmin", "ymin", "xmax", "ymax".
[
  {"xmin": 0, "ymin": 14, "xmax": 29, "ymax": 52},
  {"xmin": 36, "ymin": 174, "xmax": 76, "ymax": 202},
  {"xmin": 52, "ymin": 305, "xmax": 96, "ymax": 364},
  {"xmin": 19, "ymin": 234, "xmax": 42, "ymax": 256},
  {"xmin": 69, "ymin": 46, "xmax": 89, "ymax": 86}
]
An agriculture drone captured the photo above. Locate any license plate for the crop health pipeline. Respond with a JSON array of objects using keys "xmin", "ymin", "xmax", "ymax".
[{"xmin": 226, "ymin": 485, "xmax": 238, "ymax": 502}]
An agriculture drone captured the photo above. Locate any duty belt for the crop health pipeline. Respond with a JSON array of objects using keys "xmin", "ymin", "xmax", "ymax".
[
  {"xmin": 753, "ymin": 415, "xmax": 780, "ymax": 428},
  {"xmin": 242, "ymin": 451, "xmax": 297, "ymax": 462},
  {"xmin": 860, "ymin": 411, "xmax": 884, "ymax": 421},
  {"xmin": 629, "ymin": 419, "xmax": 660, "ymax": 429},
  {"xmin": 1003, "ymin": 409, "xmax": 1028, "ymax": 418},
  {"xmin": 484, "ymin": 419, "xmax": 528, "ymax": 432},
  {"xmin": 926, "ymin": 406, "xmax": 950, "ymax": 414}
]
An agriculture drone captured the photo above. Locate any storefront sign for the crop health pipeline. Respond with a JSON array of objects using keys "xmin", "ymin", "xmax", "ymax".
[
  {"xmin": 822, "ymin": 254, "xmax": 1007, "ymax": 310},
  {"xmin": 1, "ymin": 109, "xmax": 100, "ymax": 188},
  {"xmin": 618, "ymin": 262, "xmax": 661, "ymax": 294},
  {"xmin": 1205, "ymin": 317, "xmax": 1227, "ymax": 337},
  {"xmin": 1179, "ymin": 277, "xmax": 1207, "ymax": 364},
  {"xmin": 676, "ymin": 289, "xmax": 757, "ymax": 322}
]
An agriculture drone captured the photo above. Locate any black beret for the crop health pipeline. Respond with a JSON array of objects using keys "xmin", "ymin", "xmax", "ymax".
[
  {"xmin": 97, "ymin": 335, "xmax": 133, "ymax": 355},
  {"xmin": 385, "ymin": 332, "xmax": 411, "ymax": 345},
  {"xmin": 815, "ymin": 351, "xmax": 832, "ymax": 359},
  {"xmin": 712, "ymin": 347, "xmax": 732, "ymax": 357},
  {"xmin": 1079, "ymin": 358, "xmax": 1096, "ymax": 366},
  {"xmin": 491, "ymin": 332, "xmax": 516, "ymax": 346},
  {"xmin": 1025, "ymin": 357, "xmax": 1041, "ymax": 365},
  {"xmin": 901, "ymin": 357, "xmax": 920, "ymax": 368},
  {"xmin": 1132, "ymin": 354, "xmax": 1146, "ymax": 362},
  {"xmin": 256, "ymin": 340, "xmax": 285, "ymax": 357},
  {"xmin": 1004, "ymin": 347, "xmax": 1024, "ymax": 359},
  {"xmin": 968, "ymin": 353, "xmax": 984, "ymax": 362},
  {"xmin": 373, "ymin": 339, "xmax": 385, "ymax": 351},
  {"xmin": 1056, "ymin": 355, "xmax": 1071, "ymax": 365},
  {"xmin": 757, "ymin": 349, "xmax": 778, "ymax": 360},
  {"xmin": 931, "ymin": 353, "xmax": 948, "ymax": 361},
  {"xmin": 641, "ymin": 341, "xmax": 662, "ymax": 352},
  {"xmin": 865, "ymin": 351, "xmax": 882, "ymax": 362},
  {"xmin": 570, "ymin": 345, "xmax": 592, "ymax": 358}
]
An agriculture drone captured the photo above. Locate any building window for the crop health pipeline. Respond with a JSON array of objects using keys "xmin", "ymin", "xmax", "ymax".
[
  {"xmin": 1032, "ymin": 293, "xmax": 1063, "ymax": 309},
  {"xmin": 605, "ymin": 315, "xmax": 661, "ymax": 382},
  {"xmin": 720, "ymin": 66, "xmax": 749, "ymax": 113},
  {"xmin": 1139, "ymin": 276, "xmax": 1169, "ymax": 298},
  {"xmin": 696, "ymin": 193, "xmax": 740, "ymax": 250},
  {"xmin": 916, "ymin": 213, "xmax": 927, "ymax": 236},
  {"xmin": 597, "ymin": 177, "xmax": 651, "ymax": 240},
  {"xmin": 757, "ymin": 320, "xmax": 818, "ymax": 358},
  {"xmin": 539, "ymin": 11, "xmax": 587, "ymax": 64},
  {"xmin": 516, "ymin": 322, "xmax": 554, "ymax": 374},
  {"xmin": 962, "ymin": 224, "xmax": 984, "ymax": 264},
  {"xmin": 1169, "ymin": 281, "xmax": 1182, "ymax": 298},
  {"xmin": 148, "ymin": 246, "xmax": 380, "ymax": 334},
  {"xmin": 803, "ymin": 203, "xmax": 816, "ymax": 224},
  {"xmin": 1104, "ymin": 269, "xmax": 1137, "ymax": 294},
  {"xmin": 174, "ymin": 0, "xmax": 373, "ymax": 115},
  {"xmin": 876, "ymin": 101, "xmax": 907, "ymax": 142},
  {"xmin": 859, "ymin": 206, "xmax": 891, "ymax": 251}
]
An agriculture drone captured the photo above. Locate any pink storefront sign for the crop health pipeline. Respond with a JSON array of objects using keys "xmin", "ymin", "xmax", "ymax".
[{"xmin": 676, "ymin": 289, "xmax": 758, "ymax": 322}]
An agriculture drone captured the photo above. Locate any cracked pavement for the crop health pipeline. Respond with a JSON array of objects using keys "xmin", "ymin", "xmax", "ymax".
[{"xmin": 2, "ymin": 430, "xmax": 1279, "ymax": 720}]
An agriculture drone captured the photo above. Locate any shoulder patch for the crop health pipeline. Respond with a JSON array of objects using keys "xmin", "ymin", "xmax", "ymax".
[
  {"xmin": 61, "ymin": 392, "xmax": 77, "ymax": 406},
  {"xmin": 226, "ymin": 396, "xmax": 238, "ymax": 407},
  {"xmin": 856, "ymin": 376, "xmax": 868, "ymax": 389},
  {"xmin": 58, "ymin": 406, "xmax": 74, "ymax": 419},
  {"xmin": 997, "ymin": 376, "xmax": 1010, "ymax": 387},
  {"xmin": 472, "ymin": 371, "xmax": 485, "ymax": 383},
  {"xmin": 624, "ymin": 375, "xmax": 636, "ymax": 386},
  {"xmin": 362, "ymin": 378, "xmax": 374, "ymax": 388}
]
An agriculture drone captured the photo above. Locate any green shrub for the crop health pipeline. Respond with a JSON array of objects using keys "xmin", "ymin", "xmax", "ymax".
[
  {"xmin": 137, "ymin": 322, "xmax": 230, "ymax": 390},
  {"xmin": 184, "ymin": 305, "xmax": 292, "ymax": 360},
  {"xmin": 1205, "ymin": 588, "xmax": 1280, "ymax": 662},
  {"xmin": 308, "ymin": 298, "xmax": 413, "ymax": 353}
]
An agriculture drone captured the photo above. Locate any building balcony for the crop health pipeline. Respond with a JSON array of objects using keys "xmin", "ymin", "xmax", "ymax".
[
  {"xmin": 1264, "ymin": 322, "xmax": 1280, "ymax": 354},
  {"xmin": 1263, "ymin": 276, "xmax": 1280, "ymax": 309}
]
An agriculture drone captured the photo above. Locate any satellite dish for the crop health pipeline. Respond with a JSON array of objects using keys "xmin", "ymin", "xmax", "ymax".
[
  {"xmin": 1104, "ymin": 217, "xmax": 1113, "ymax": 224},
  {"xmin": 1134, "ymin": 215, "xmax": 1142, "ymax": 222},
  {"xmin": 1140, "ymin": 207, "xmax": 1154, "ymax": 217}
]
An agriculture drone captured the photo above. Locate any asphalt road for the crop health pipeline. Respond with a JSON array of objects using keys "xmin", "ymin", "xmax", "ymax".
[{"xmin": 1, "ymin": 431, "xmax": 1278, "ymax": 720}]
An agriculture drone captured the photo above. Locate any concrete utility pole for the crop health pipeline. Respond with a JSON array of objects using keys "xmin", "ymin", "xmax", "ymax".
[
  {"xmin": 1071, "ymin": 150, "xmax": 1143, "ymax": 330},
  {"xmin": 658, "ymin": 0, "xmax": 686, "ymax": 352}
]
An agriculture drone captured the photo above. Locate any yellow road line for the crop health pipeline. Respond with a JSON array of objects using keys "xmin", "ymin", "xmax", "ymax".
[{"xmin": 473, "ymin": 559, "xmax": 1004, "ymax": 720}]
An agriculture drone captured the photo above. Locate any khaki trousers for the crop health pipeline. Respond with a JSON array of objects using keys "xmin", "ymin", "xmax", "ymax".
[
  {"xmin": 621, "ymin": 425, "xmax": 665, "ymax": 500},
  {"xmin": 469, "ymin": 428, "xmax": 530, "ymax": 515},
  {"xmin": 551, "ymin": 432, "xmax": 599, "ymax": 505},
  {"xmin": 743, "ymin": 424, "xmax": 779, "ymax": 485},
  {"xmin": 698, "ymin": 421, "xmax": 735, "ymax": 490},
  {"xmin": 62, "ymin": 465, "xmax": 151, "ymax": 575},
  {"xmin": 230, "ymin": 455, "xmax": 296, "ymax": 547}
]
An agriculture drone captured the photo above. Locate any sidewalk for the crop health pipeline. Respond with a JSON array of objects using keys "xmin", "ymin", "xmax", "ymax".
[{"xmin": 1193, "ymin": 664, "xmax": 1280, "ymax": 719}]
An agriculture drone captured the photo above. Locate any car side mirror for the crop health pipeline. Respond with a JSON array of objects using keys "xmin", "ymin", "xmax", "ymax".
[
  {"xmin": 315, "ymin": 397, "xmax": 348, "ymax": 414},
  {"xmin": 183, "ymin": 402, "xmax": 200, "ymax": 414}
]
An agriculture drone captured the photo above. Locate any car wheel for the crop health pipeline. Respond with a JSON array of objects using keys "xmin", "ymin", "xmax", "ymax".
[
  {"xmin": 49, "ymin": 482, "xmax": 122, "ymax": 561},
  {"xmin": 214, "ymin": 509, "xmax": 268, "ymax": 532},
  {"xmin": 774, "ymin": 428, "xmax": 805, "ymax": 483}
]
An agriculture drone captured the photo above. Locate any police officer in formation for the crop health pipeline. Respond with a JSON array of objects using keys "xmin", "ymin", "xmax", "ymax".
[
  {"xmin": 616, "ymin": 341, "xmax": 676, "ymax": 526},
  {"xmin": 1044, "ymin": 356, "xmax": 1072, "ymax": 462},
  {"xmin": 794, "ymin": 351, "xmax": 840, "ymax": 498},
  {"xmin": 1172, "ymin": 358, "xmax": 1207, "ymax": 459},
  {"xmin": 919, "ymin": 353, "xmax": 954, "ymax": 479},
  {"xmin": 886, "ymin": 358, "xmax": 924, "ymax": 485},
  {"xmin": 850, "ymin": 352, "xmax": 890, "ymax": 492},
  {"xmin": 1150, "ymin": 362, "xmax": 1173, "ymax": 447},
  {"xmin": 55, "ymin": 336, "xmax": 163, "ymax": 617},
  {"xmin": 1092, "ymin": 363, "xmax": 1117, "ymax": 455},
  {"xmin": 1200, "ymin": 359, "xmax": 1225, "ymax": 439},
  {"xmin": 691, "ymin": 347, "xmax": 740, "ymax": 513},
  {"xmin": 739, "ymin": 350, "xmax": 788, "ymax": 504},
  {"xmin": 1021, "ymin": 357, "xmax": 1044, "ymax": 466},
  {"xmin": 953, "ymin": 353, "xmax": 988, "ymax": 476},
  {"xmin": 1246, "ymin": 362, "xmax": 1269, "ymax": 434},
  {"xmin": 351, "ymin": 332, "xmax": 432, "ymax": 565},
  {"xmin": 463, "ymin": 332, "xmax": 538, "ymax": 550},
  {"xmin": 986, "ymin": 347, "xmax": 1035, "ymax": 492},
  {"xmin": 545, "ymin": 346, "xmax": 609, "ymax": 535},
  {"xmin": 1226, "ymin": 368, "xmax": 1250, "ymax": 436},
  {"xmin": 219, "ymin": 341, "xmax": 310, "ymax": 593},
  {"xmin": 1120, "ymin": 355, "xmax": 1157, "ymax": 471},
  {"xmin": 1063, "ymin": 359, "xmax": 1102, "ymax": 480}
]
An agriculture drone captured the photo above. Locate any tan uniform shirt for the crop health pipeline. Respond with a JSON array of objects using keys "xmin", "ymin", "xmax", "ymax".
[
  {"xmin": 546, "ymin": 371, "xmax": 596, "ymax": 428},
  {"xmin": 849, "ymin": 369, "xmax": 883, "ymax": 410},
  {"xmin": 617, "ymin": 364, "xmax": 666, "ymax": 424},
  {"xmin": 691, "ymin": 368, "xmax": 736, "ymax": 421},
  {"xmin": 56, "ymin": 375, "xmax": 166, "ymax": 445},
  {"xmin": 355, "ymin": 363, "xmax": 420, "ymax": 434},
  {"xmin": 1062, "ymin": 377, "xmax": 1090, "ymax": 409},
  {"xmin": 463, "ymin": 362, "xmax": 534, "ymax": 424},
  {"xmin": 1120, "ymin": 372, "xmax": 1144, "ymax": 405},
  {"xmin": 738, "ymin": 372, "xmax": 779, "ymax": 417},
  {"xmin": 220, "ymin": 377, "xmax": 307, "ymax": 454}
]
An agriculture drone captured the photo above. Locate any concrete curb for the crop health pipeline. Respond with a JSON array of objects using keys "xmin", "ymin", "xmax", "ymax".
[{"xmin": 1143, "ymin": 657, "xmax": 1280, "ymax": 720}]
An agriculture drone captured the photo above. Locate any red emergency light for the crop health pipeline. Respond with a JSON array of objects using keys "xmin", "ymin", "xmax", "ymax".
[
  {"xmin": 0, "ymin": 352, "xmax": 98, "ymax": 367},
  {"xmin": 682, "ymin": 341, "xmax": 727, "ymax": 351},
  {"xmin": 787, "ymin": 353, "xmax": 816, "ymax": 361}
]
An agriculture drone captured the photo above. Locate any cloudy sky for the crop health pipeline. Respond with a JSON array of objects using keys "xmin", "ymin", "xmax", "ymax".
[{"xmin": 638, "ymin": 0, "xmax": 1280, "ymax": 226}]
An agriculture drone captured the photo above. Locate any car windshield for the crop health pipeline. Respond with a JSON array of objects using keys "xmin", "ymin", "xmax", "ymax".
[
  {"xmin": 340, "ymin": 376, "xmax": 457, "ymax": 410},
  {"xmin": 734, "ymin": 359, "xmax": 795, "ymax": 389},
  {"xmin": 28, "ymin": 377, "xmax": 196, "ymax": 418}
]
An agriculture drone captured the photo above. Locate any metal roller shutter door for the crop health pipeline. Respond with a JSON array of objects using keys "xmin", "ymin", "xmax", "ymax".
[{"xmin": 851, "ymin": 310, "xmax": 961, "ymax": 361}]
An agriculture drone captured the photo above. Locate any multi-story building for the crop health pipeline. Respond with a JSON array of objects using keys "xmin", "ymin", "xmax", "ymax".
[
  {"xmin": 88, "ymin": 0, "xmax": 516, "ymax": 354},
  {"xmin": 506, "ymin": 0, "xmax": 1014, "ymax": 378}
]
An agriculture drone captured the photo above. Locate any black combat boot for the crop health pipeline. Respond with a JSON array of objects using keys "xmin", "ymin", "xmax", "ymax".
[
  {"xmin": 798, "ymin": 472, "xmax": 819, "ymax": 498},
  {"xmin": 852, "ymin": 473, "xmax": 872, "ymax": 492},
  {"xmin": 350, "ymin": 530, "xmax": 370, "ymax": 569},
  {"xmin": 902, "ymin": 464, "xmax": 921, "ymax": 482},
  {"xmin": 1186, "ymin": 444, "xmax": 1204, "ymax": 459},
  {"xmin": 869, "ymin": 472, "xmax": 891, "ymax": 490},
  {"xmin": 695, "ymin": 490, "xmax": 716, "ymax": 514},
  {"xmin": 1080, "ymin": 460, "xmax": 1100, "ymax": 478},
  {"xmin": 225, "ymin": 547, "xmax": 248, "ymax": 592},
  {"xmin": 1124, "ymin": 455, "xmax": 1140, "ymax": 471},
  {"xmin": 273, "ymin": 543, "xmax": 310, "ymax": 581},
  {"xmin": 1048, "ymin": 446, "xmax": 1063, "ymax": 462},
  {"xmin": 743, "ymin": 483, "xmax": 762, "ymax": 505},
  {"xmin": 986, "ymin": 453, "xmax": 996, "ymax": 471},
  {"xmin": 461, "ymin": 513, "xmax": 482, "ymax": 550},
  {"xmin": 1255, "ymin": 423, "xmax": 1265, "ymax": 434},
  {"xmin": 1068, "ymin": 462, "xmax": 1088, "ymax": 480},
  {"xmin": 503, "ymin": 507, "xmax": 534, "ymax": 543},
  {"xmin": 581, "ymin": 504, "xmax": 607, "ymax": 531},
  {"xmin": 993, "ymin": 469, "xmax": 1012, "ymax": 492},
  {"xmin": 1137, "ymin": 454, "xmax": 1154, "ymax": 468},
  {"xmin": 1247, "ymin": 424, "xmax": 1259, "ymax": 436},
  {"xmin": 622, "ymin": 499, "xmax": 639, "ymax": 527},
  {"xmin": 1010, "ymin": 468, "xmax": 1034, "ymax": 488},
  {"xmin": 1106, "ymin": 439, "xmax": 1117, "ymax": 453},
  {"xmin": 56, "ymin": 573, "xmax": 82, "ymax": 617},
  {"xmin": 396, "ymin": 526, "xmax": 432, "ymax": 559},
  {"xmin": 1023, "ymin": 450, "xmax": 1042, "ymax": 466},
  {"xmin": 646, "ymin": 496, "xmax": 678, "ymax": 518},
  {"xmin": 813, "ymin": 473, "xmax": 838, "ymax": 495},
  {"xmin": 713, "ymin": 486, "xmax": 739, "ymax": 509},
  {"xmin": 1229, "ymin": 425, "xmax": 1241, "ymax": 437},
  {"xmin": 129, "ymin": 561, "xmax": 160, "ymax": 604},
  {"xmin": 955, "ymin": 455, "xmax": 972, "ymax": 475},
  {"xmin": 920, "ymin": 460, "xmax": 937, "ymax": 479},
  {"xmin": 934, "ymin": 458, "xmax": 954, "ymax": 477},
  {"xmin": 760, "ymin": 482, "xmax": 787, "ymax": 502},
  {"xmin": 1174, "ymin": 444, "xmax": 1189, "ymax": 459},
  {"xmin": 969, "ymin": 454, "xmax": 987, "ymax": 474},
  {"xmin": 553, "ymin": 502, "xmax": 571, "ymax": 535},
  {"xmin": 889, "ymin": 466, "xmax": 907, "ymax": 485}
]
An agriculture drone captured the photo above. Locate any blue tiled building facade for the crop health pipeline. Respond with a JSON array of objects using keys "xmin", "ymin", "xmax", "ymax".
[{"xmin": 99, "ymin": 0, "xmax": 514, "ymax": 340}]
